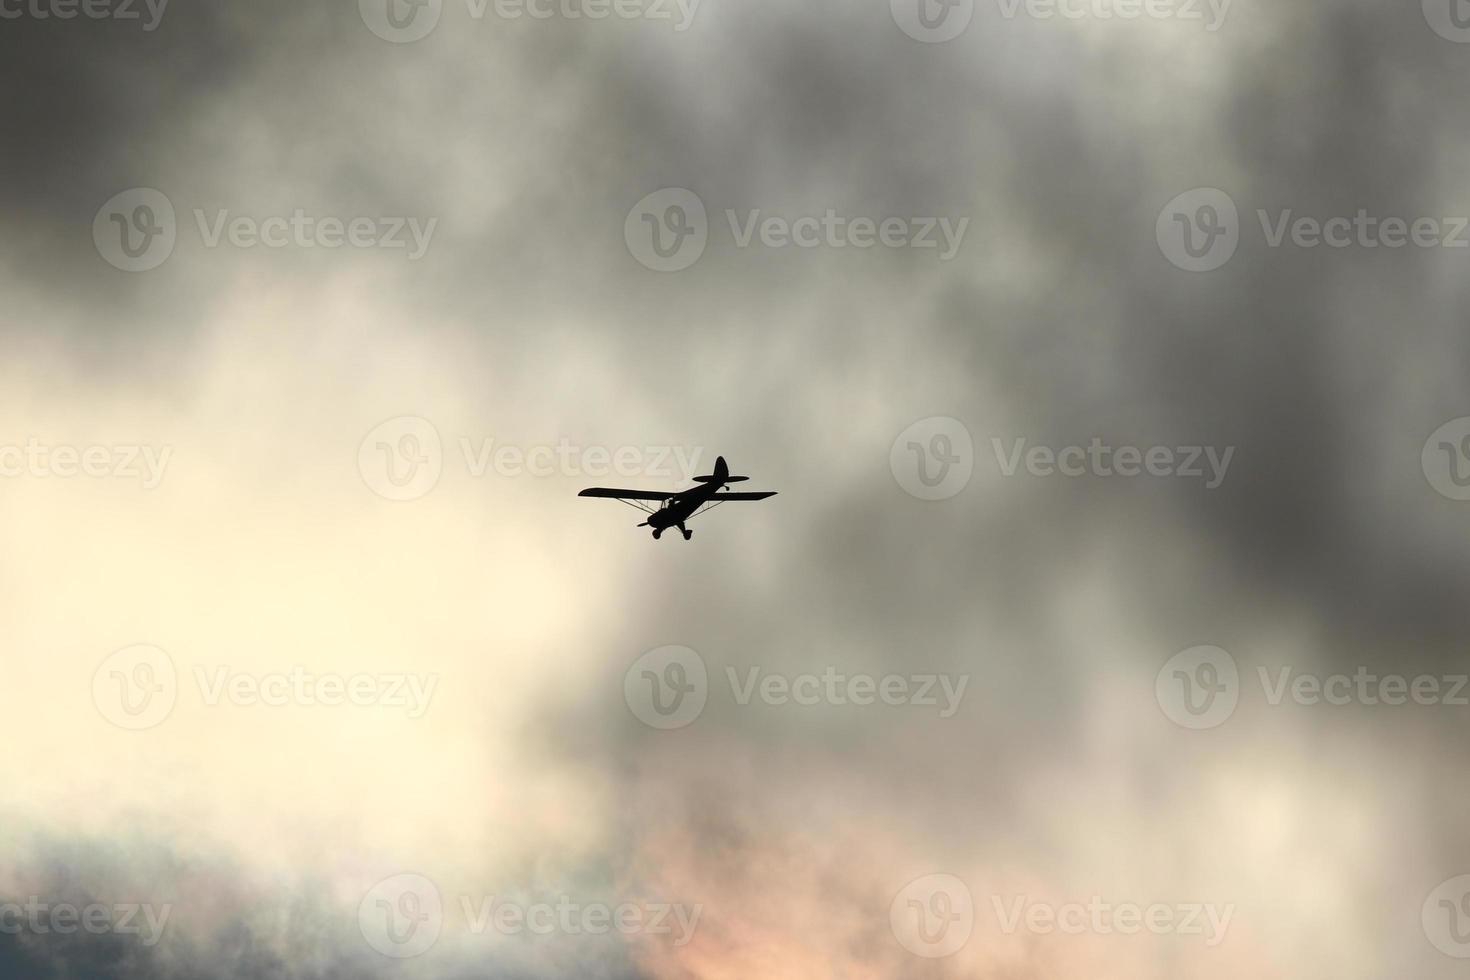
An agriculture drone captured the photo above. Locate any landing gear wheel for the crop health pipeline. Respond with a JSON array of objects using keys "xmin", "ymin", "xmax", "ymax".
[
  {"xmin": 681, "ymin": 528, "xmax": 693, "ymax": 540},
  {"xmin": 652, "ymin": 528, "xmax": 662, "ymax": 540}
]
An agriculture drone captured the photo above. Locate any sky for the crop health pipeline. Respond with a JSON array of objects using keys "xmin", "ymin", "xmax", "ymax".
[{"xmin": 4, "ymin": 0, "xmax": 1470, "ymax": 976}]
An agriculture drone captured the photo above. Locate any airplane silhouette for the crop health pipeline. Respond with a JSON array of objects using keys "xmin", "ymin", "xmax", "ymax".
[{"xmin": 579, "ymin": 456, "xmax": 776, "ymax": 540}]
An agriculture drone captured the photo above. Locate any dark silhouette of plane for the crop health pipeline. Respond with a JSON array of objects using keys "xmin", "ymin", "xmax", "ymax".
[{"xmin": 579, "ymin": 456, "xmax": 776, "ymax": 540}]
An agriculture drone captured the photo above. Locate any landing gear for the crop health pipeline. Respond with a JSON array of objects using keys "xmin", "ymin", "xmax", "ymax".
[
  {"xmin": 652, "ymin": 528, "xmax": 662, "ymax": 540},
  {"xmin": 680, "ymin": 525, "xmax": 692, "ymax": 540}
]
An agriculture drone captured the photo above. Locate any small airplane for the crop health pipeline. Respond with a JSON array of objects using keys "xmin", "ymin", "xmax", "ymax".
[{"xmin": 579, "ymin": 456, "xmax": 776, "ymax": 540}]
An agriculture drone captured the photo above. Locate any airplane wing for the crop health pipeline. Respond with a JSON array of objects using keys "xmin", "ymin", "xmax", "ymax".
[
  {"xmin": 578, "ymin": 488, "xmax": 674, "ymax": 501},
  {"xmin": 708, "ymin": 491, "xmax": 777, "ymax": 501}
]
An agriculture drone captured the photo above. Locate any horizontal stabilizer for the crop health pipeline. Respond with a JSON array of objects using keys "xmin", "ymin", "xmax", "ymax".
[{"xmin": 694, "ymin": 455, "xmax": 747, "ymax": 484}]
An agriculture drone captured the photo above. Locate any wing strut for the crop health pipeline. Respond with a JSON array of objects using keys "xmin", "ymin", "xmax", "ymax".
[{"xmin": 690, "ymin": 499, "xmax": 727, "ymax": 519}]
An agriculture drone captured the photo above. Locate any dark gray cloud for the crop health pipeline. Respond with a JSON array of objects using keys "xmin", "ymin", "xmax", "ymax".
[{"xmin": 4, "ymin": 0, "xmax": 1470, "ymax": 976}]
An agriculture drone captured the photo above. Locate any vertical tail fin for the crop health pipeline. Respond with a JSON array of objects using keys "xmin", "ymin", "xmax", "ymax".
[{"xmin": 694, "ymin": 456, "xmax": 748, "ymax": 484}]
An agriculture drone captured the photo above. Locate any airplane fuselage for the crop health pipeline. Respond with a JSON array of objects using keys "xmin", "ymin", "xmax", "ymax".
[{"xmin": 646, "ymin": 481, "xmax": 723, "ymax": 531}]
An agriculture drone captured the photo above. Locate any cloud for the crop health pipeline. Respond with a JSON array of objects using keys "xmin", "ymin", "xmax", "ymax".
[{"xmin": 3, "ymin": 0, "xmax": 1469, "ymax": 976}]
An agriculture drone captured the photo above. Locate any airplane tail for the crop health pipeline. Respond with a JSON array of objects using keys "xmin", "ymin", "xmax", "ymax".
[{"xmin": 693, "ymin": 455, "xmax": 749, "ymax": 484}]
